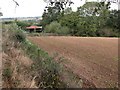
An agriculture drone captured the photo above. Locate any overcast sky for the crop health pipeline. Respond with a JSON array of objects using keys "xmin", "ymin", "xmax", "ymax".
[{"xmin": 0, "ymin": 0, "xmax": 119, "ymax": 18}]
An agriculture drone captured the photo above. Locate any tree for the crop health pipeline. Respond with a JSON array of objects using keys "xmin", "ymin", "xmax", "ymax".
[
  {"xmin": 107, "ymin": 10, "xmax": 120, "ymax": 29},
  {"xmin": 41, "ymin": 1, "xmax": 74, "ymax": 29},
  {"xmin": 76, "ymin": 2, "xmax": 111, "ymax": 36},
  {"xmin": 60, "ymin": 12, "xmax": 80, "ymax": 35},
  {"xmin": 64, "ymin": 7, "xmax": 72, "ymax": 15},
  {"xmin": 77, "ymin": 2, "xmax": 110, "ymax": 17},
  {"xmin": 41, "ymin": 6, "xmax": 61, "ymax": 29},
  {"xmin": 76, "ymin": 16, "xmax": 98, "ymax": 36}
]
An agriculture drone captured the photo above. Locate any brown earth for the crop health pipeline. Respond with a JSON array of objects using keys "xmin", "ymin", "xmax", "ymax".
[{"xmin": 28, "ymin": 36, "xmax": 118, "ymax": 88}]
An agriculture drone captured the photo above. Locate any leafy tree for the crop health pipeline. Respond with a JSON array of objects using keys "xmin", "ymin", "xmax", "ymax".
[
  {"xmin": 60, "ymin": 12, "xmax": 80, "ymax": 35},
  {"xmin": 76, "ymin": 2, "xmax": 111, "ymax": 36},
  {"xmin": 64, "ymin": 7, "xmax": 72, "ymax": 15},
  {"xmin": 76, "ymin": 16, "xmax": 98, "ymax": 36},
  {"xmin": 41, "ymin": 1, "xmax": 119, "ymax": 37},
  {"xmin": 41, "ymin": 6, "xmax": 61, "ymax": 29},
  {"xmin": 107, "ymin": 10, "xmax": 120, "ymax": 29},
  {"xmin": 41, "ymin": 1, "xmax": 74, "ymax": 29},
  {"xmin": 77, "ymin": 2, "xmax": 110, "ymax": 17}
]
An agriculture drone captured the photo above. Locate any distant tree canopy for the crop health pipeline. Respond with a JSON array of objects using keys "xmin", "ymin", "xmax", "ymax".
[
  {"xmin": 41, "ymin": 1, "xmax": 120, "ymax": 37},
  {"xmin": 77, "ymin": 2, "xmax": 110, "ymax": 17},
  {"xmin": 41, "ymin": 1, "xmax": 119, "ymax": 37},
  {"xmin": 41, "ymin": 1, "xmax": 74, "ymax": 28},
  {"xmin": 16, "ymin": 21, "xmax": 31, "ymax": 30}
]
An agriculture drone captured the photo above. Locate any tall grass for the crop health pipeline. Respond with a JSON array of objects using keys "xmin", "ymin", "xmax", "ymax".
[{"xmin": 21, "ymin": 40, "xmax": 66, "ymax": 88}]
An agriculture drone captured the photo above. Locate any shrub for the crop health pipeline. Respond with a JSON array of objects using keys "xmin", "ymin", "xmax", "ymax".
[
  {"xmin": 57, "ymin": 26, "xmax": 70, "ymax": 35},
  {"xmin": 44, "ymin": 21, "xmax": 70, "ymax": 35},
  {"xmin": 99, "ymin": 27, "xmax": 118, "ymax": 37},
  {"xmin": 3, "ymin": 68, "xmax": 12, "ymax": 79},
  {"xmin": 13, "ymin": 30, "xmax": 26, "ymax": 42},
  {"xmin": 8, "ymin": 23, "xmax": 26, "ymax": 42},
  {"xmin": 21, "ymin": 40, "xmax": 65, "ymax": 88}
]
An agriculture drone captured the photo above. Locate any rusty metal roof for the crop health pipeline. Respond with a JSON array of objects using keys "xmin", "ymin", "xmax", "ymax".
[{"xmin": 26, "ymin": 25, "xmax": 42, "ymax": 29}]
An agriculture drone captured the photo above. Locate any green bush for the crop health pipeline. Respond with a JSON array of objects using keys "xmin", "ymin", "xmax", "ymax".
[
  {"xmin": 13, "ymin": 30, "xmax": 26, "ymax": 42},
  {"xmin": 99, "ymin": 27, "xmax": 118, "ymax": 37},
  {"xmin": 21, "ymin": 40, "xmax": 65, "ymax": 88},
  {"xmin": 8, "ymin": 23, "xmax": 26, "ymax": 42},
  {"xmin": 57, "ymin": 26, "xmax": 70, "ymax": 35},
  {"xmin": 3, "ymin": 68, "xmax": 12, "ymax": 79},
  {"xmin": 44, "ymin": 21, "xmax": 70, "ymax": 35}
]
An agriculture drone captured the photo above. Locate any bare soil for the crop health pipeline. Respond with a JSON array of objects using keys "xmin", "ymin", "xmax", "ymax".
[{"xmin": 28, "ymin": 36, "xmax": 118, "ymax": 88}]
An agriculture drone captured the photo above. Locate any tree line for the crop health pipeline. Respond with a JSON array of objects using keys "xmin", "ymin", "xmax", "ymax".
[{"xmin": 41, "ymin": 2, "xmax": 120, "ymax": 37}]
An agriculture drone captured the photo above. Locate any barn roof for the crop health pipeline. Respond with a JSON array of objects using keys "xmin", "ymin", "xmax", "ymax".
[{"xmin": 26, "ymin": 25, "xmax": 42, "ymax": 29}]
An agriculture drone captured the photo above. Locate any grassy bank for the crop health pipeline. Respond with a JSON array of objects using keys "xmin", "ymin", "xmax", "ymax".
[{"xmin": 20, "ymin": 40, "xmax": 67, "ymax": 88}]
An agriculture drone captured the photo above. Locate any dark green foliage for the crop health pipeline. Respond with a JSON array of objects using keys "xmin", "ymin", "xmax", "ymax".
[
  {"xmin": 3, "ymin": 68, "xmax": 12, "ymax": 79},
  {"xmin": 3, "ymin": 21, "xmax": 14, "ymax": 24},
  {"xmin": 60, "ymin": 12, "xmax": 80, "ymax": 35},
  {"xmin": 107, "ymin": 10, "xmax": 120, "ymax": 30},
  {"xmin": 76, "ymin": 17, "xmax": 97, "ymax": 36},
  {"xmin": 13, "ymin": 30, "xmax": 26, "ymax": 42},
  {"xmin": 16, "ymin": 21, "xmax": 31, "ymax": 30},
  {"xmin": 41, "ymin": 6, "xmax": 62, "ymax": 29},
  {"xmin": 8, "ymin": 23, "xmax": 26, "ymax": 42},
  {"xmin": 41, "ymin": 1, "xmax": 74, "ymax": 29},
  {"xmin": 41, "ymin": 1, "xmax": 119, "ymax": 37}
]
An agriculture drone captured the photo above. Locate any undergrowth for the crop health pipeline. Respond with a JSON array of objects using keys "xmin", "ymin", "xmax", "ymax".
[{"xmin": 20, "ymin": 40, "xmax": 67, "ymax": 88}]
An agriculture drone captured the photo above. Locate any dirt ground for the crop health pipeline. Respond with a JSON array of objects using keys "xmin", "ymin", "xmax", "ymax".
[{"xmin": 28, "ymin": 36, "xmax": 118, "ymax": 88}]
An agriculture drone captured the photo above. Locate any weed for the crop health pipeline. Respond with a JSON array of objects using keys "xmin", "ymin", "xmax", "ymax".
[
  {"xmin": 113, "ymin": 57, "xmax": 120, "ymax": 61},
  {"xmin": 20, "ymin": 39, "xmax": 67, "ymax": 88},
  {"xmin": 7, "ymin": 23, "xmax": 26, "ymax": 42},
  {"xmin": 3, "ymin": 68, "xmax": 12, "ymax": 79}
]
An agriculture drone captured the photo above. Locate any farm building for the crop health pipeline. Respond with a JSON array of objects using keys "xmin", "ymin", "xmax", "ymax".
[{"xmin": 26, "ymin": 25, "xmax": 42, "ymax": 32}]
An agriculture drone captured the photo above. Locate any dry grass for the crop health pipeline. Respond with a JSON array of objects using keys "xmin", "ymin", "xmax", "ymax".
[{"xmin": 2, "ymin": 24, "xmax": 37, "ymax": 88}]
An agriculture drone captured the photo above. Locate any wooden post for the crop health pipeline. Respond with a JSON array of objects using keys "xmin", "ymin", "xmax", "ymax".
[{"xmin": 34, "ymin": 28, "xmax": 36, "ymax": 32}]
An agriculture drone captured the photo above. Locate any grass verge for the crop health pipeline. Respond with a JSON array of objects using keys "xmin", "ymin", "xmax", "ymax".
[{"xmin": 20, "ymin": 39, "xmax": 67, "ymax": 88}]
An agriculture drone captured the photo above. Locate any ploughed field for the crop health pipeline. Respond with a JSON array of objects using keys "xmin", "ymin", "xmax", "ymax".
[{"xmin": 28, "ymin": 36, "xmax": 118, "ymax": 88}]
